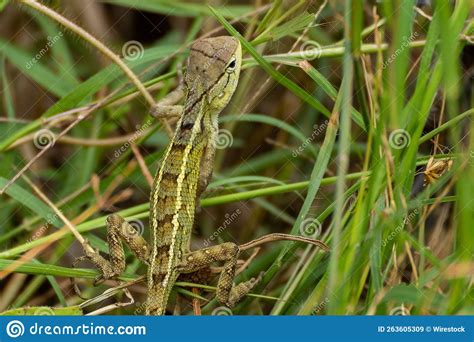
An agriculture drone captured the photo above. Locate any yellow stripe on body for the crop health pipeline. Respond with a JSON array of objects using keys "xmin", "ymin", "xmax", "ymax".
[{"xmin": 147, "ymin": 105, "xmax": 205, "ymax": 315}]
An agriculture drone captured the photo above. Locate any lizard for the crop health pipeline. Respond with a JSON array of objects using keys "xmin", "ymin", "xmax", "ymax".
[{"xmin": 80, "ymin": 36, "xmax": 329, "ymax": 315}]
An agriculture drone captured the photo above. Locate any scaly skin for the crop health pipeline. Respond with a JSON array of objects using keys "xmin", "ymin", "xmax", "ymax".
[{"xmin": 146, "ymin": 36, "xmax": 242, "ymax": 315}]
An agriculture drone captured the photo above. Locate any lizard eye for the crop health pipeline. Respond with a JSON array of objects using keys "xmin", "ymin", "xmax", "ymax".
[{"xmin": 226, "ymin": 56, "xmax": 236, "ymax": 73}]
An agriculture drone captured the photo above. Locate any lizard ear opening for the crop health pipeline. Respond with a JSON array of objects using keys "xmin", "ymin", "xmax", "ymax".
[{"xmin": 226, "ymin": 56, "xmax": 237, "ymax": 73}]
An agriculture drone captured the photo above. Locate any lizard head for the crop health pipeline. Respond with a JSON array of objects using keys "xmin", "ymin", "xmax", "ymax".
[{"xmin": 185, "ymin": 36, "xmax": 242, "ymax": 114}]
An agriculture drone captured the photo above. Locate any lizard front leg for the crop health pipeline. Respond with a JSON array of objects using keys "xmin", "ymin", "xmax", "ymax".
[
  {"xmin": 150, "ymin": 84, "xmax": 185, "ymax": 121},
  {"xmin": 197, "ymin": 140, "xmax": 216, "ymax": 197},
  {"xmin": 177, "ymin": 242, "xmax": 260, "ymax": 308},
  {"xmin": 80, "ymin": 214, "xmax": 151, "ymax": 284}
]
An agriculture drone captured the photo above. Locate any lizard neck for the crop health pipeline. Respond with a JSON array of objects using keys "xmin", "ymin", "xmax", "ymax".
[{"xmin": 174, "ymin": 87, "xmax": 218, "ymax": 145}]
